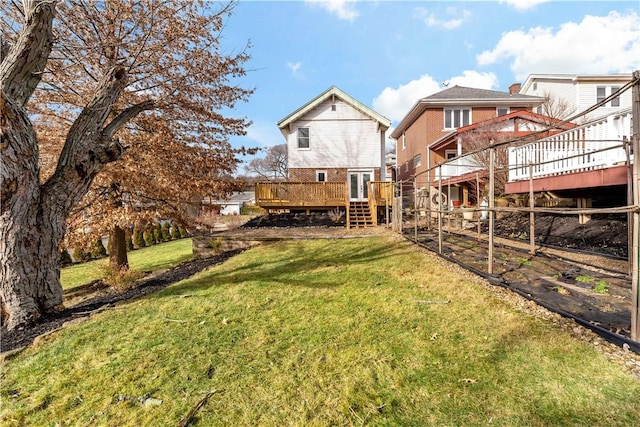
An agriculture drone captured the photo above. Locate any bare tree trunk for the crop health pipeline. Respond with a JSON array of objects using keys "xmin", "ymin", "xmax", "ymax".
[
  {"xmin": 1, "ymin": 91, "xmax": 65, "ymax": 328},
  {"xmin": 108, "ymin": 225, "xmax": 129, "ymax": 270},
  {"xmin": 1, "ymin": 194, "xmax": 66, "ymax": 327},
  {"xmin": 1, "ymin": 1, "xmax": 150, "ymax": 329}
]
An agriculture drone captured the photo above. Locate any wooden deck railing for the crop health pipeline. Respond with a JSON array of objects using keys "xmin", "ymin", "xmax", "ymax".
[
  {"xmin": 255, "ymin": 182, "xmax": 347, "ymax": 208},
  {"xmin": 368, "ymin": 181, "xmax": 393, "ymax": 225}
]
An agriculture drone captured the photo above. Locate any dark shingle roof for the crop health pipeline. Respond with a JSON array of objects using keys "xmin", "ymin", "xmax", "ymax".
[{"xmin": 422, "ymin": 85, "xmax": 539, "ymax": 101}]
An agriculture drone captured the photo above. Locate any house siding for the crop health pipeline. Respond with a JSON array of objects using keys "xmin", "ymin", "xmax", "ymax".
[
  {"xmin": 396, "ymin": 105, "xmax": 534, "ymax": 185},
  {"xmin": 523, "ymin": 78, "xmax": 576, "ymax": 113},
  {"xmin": 287, "ymin": 98, "xmax": 384, "ymax": 171},
  {"xmin": 521, "ymin": 75, "xmax": 632, "ymax": 120},
  {"xmin": 577, "ymin": 82, "xmax": 632, "ymax": 117}
]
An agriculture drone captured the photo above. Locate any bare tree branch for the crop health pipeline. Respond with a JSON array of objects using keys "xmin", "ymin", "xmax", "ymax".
[{"xmin": 0, "ymin": 0, "xmax": 55, "ymax": 106}]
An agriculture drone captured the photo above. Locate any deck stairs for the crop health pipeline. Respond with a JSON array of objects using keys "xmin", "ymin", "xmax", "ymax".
[{"xmin": 349, "ymin": 202, "xmax": 374, "ymax": 228}]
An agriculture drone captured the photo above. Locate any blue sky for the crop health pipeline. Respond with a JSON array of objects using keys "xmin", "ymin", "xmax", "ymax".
[{"xmin": 220, "ymin": 0, "xmax": 640, "ymax": 165}]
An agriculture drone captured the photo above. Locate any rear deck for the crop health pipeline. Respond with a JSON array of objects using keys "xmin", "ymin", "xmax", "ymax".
[{"xmin": 255, "ymin": 181, "xmax": 393, "ymax": 228}]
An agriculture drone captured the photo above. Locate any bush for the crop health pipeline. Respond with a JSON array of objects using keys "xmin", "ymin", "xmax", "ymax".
[
  {"xmin": 144, "ymin": 228, "xmax": 156, "ymax": 246},
  {"xmin": 240, "ymin": 205, "xmax": 263, "ymax": 215},
  {"xmin": 91, "ymin": 238, "xmax": 107, "ymax": 259},
  {"xmin": 153, "ymin": 223, "xmax": 163, "ymax": 243},
  {"xmin": 170, "ymin": 223, "xmax": 181, "ymax": 239},
  {"xmin": 126, "ymin": 227, "xmax": 135, "ymax": 251},
  {"xmin": 72, "ymin": 246, "xmax": 90, "ymax": 263},
  {"xmin": 59, "ymin": 249, "xmax": 73, "ymax": 266},
  {"xmin": 208, "ymin": 237, "xmax": 223, "ymax": 254},
  {"xmin": 179, "ymin": 226, "xmax": 188, "ymax": 238},
  {"xmin": 133, "ymin": 225, "xmax": 146, "ymax": 248},
  {"xmin": 97, "ymin": 265, "xmax": 144, "ymax": 291},
  {"xmin": 161, "ymin": 221, "xmax": 172, "ymax": 241}
]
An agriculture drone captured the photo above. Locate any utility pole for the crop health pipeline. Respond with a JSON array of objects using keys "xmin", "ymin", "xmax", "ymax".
[{"xmin": 631, "ymin": 69, "xmax": 640, "ymax": 342}]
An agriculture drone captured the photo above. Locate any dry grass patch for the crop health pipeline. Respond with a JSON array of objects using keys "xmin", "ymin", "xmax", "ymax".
[{"xmin": 2, "ymin": 236, "xmax": 639, "ymax": 426}]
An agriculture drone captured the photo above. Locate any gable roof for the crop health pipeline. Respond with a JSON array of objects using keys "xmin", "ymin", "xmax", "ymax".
[
  {"xmin": 277, "ymin": 85, "xmax": 391, "ymax": 130},
  {"xmin": 390, "ymin": 85, "xmax": 544, "ymax": 139}
]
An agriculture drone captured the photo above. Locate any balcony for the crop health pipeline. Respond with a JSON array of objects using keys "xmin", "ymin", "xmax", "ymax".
[{"xmin": 508, "ymin": 108, "xmax": 632, "ymax": 183}]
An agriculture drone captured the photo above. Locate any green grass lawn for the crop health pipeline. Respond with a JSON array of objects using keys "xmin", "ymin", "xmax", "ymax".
[
  {"xmin": 2, "ymin": 236, "xmax": 639, "ymax": 426},
  {"xmin": 60, "ymin": 238, "xmax": 193, "ymax": 289}
]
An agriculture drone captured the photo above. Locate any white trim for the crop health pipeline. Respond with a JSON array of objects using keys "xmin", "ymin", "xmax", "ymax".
[
  {"xmin": 497, "ymin": 107, "xmax": 510, "ymax": 116},
  {"xmin": 443, "ymin": 108, "xmax": 471, "ymax": 129},
  {"xmin": 297, "ymin": 126, "xmax": 310, "ymax": 150},
  {"xmin": 445, "ymin": 149, "xmax": 457, "ymax": 160}
]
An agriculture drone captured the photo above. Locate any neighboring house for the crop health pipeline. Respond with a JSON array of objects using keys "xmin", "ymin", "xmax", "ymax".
[
  {"xmin": 384, "ymin": 152, "xmax": 396, "ymax": 182},
  {"xmin": 520, "ymin": 73, "xmax": 633, "ymax": 120},
  {"xmin": 505, "ymin": 106, "xmax": 633, "ymax": 215},
  {"xmin": 503, "ymin": 74, "xmax": 636, "ymax": 218},
  {"xmin": 277, "ymin": 85, "xmax": 391, "ymax": 200},
  {"xmin": 430, "ymin": 110, "xmax": 576, "ymax": 207},
  {"xmin": 390, "ymin": 85, "xmax": 544, "ymax": 186},
  {"xmin": 202, "ymin": 191, "xmax": 256, "ymax": 216}
]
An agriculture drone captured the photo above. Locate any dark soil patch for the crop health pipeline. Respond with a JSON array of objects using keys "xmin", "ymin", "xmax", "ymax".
[
  {"xmin": 487, "ymin": 212, "xmax": 628, "ymax": 258},
  {"xmin": 1, "ymin": 250, "xmax": 242, "ymax": 354},
  {"xmin": 242, "ymin": 212, "xmax": 344, "ymax": 228}
]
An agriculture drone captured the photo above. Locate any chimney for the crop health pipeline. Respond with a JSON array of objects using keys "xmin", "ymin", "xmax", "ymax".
[{"xmin": 509, "ymin": 83, "xmax": 521, "ymax": 94}]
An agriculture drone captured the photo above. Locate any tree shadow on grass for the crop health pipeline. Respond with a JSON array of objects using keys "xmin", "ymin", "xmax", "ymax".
[{"xmin": 157, "ymin": 238, "xmax": 403, "ymax": 297}]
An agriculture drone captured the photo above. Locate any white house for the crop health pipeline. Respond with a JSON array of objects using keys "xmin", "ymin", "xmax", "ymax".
[
  {"xmin": 202, "ymin": 191, "xmax": 255, "ymax": 216},
  {"xmin": 276, "ymin": 86, "xmax": 391, "ymax": 202},
  {"xmin": 519, "ymin": 73, "xmax": 633, "ymax": 121}
]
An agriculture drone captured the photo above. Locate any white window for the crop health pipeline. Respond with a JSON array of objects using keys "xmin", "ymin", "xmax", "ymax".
[
  {"xmin": 445, "ymin": 150, "xmax": 457, "ymax": 160},
  {"xmin": 297, "ymin": 127, "xmax": 310, "ymax": 149},
  {"xmin": 597, "ymin": 86, "xmax": 623, "ymax": 107},
  {"xmin": 402, "ymin": 132, "xmax": 406, "ymax": 150},
  {"xmin": 316, "ymin": 170, "xmax": 327, "ymax": 182},
  {"xmin": 497, "ymin": 107, "xmax": 509, "ymax": 117},
  {"xmin": 596, "ymin": 86, "xmax": 606, "ymax": 104},
  {"xmin": 444, "ymin": 108, "xmax": 471, "ymax": 129},
  {"xmin": 413, "ymin": 154, "xmax": 421, "ymax": 168},
  {"xmin": 611, "ymin": 86, "xmax": 621, "ymax": 107}
]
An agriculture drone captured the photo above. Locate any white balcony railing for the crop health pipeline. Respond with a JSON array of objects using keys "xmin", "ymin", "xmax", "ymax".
[
  {"xmin": 508, "ymin": 108, "xmax": 632, "ymax": 182},
  {"xmin": 438, "ymin": 156, "xmax": 483, "ymax": 180}
]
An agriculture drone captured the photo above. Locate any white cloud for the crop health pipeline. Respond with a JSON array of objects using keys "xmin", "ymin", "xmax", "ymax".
[
  {"xmin": 500, "ymin": 0, "xmax": 550, "ymax": 11},
  {"xmin": 477, "ymin": 11, "xmax": 640, "ymax": 80},
  {"xmin": 244, "ymin": 120, "xmax": 283, "ymax": 148},
  {"xmin": 414, "ymin": 6, "xmax": 470, "ymax": 30},
  {"xmin": 372, "ymin": 71, "xmax": 498, "ymax": 123},
  {"xmin": 448, "ymin": 70, "xmax": 499, "ymax": 89},
  {"xmin": 305, "ymin": 0, "xmax": 359, "ymax": 22},
  {"xmin": 286, "ymin": 61, "xmax": 305, "ymax": 80},
  {"xmin": 373, "ymin": 75, "xmax": 441, "ymax": 123}
]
